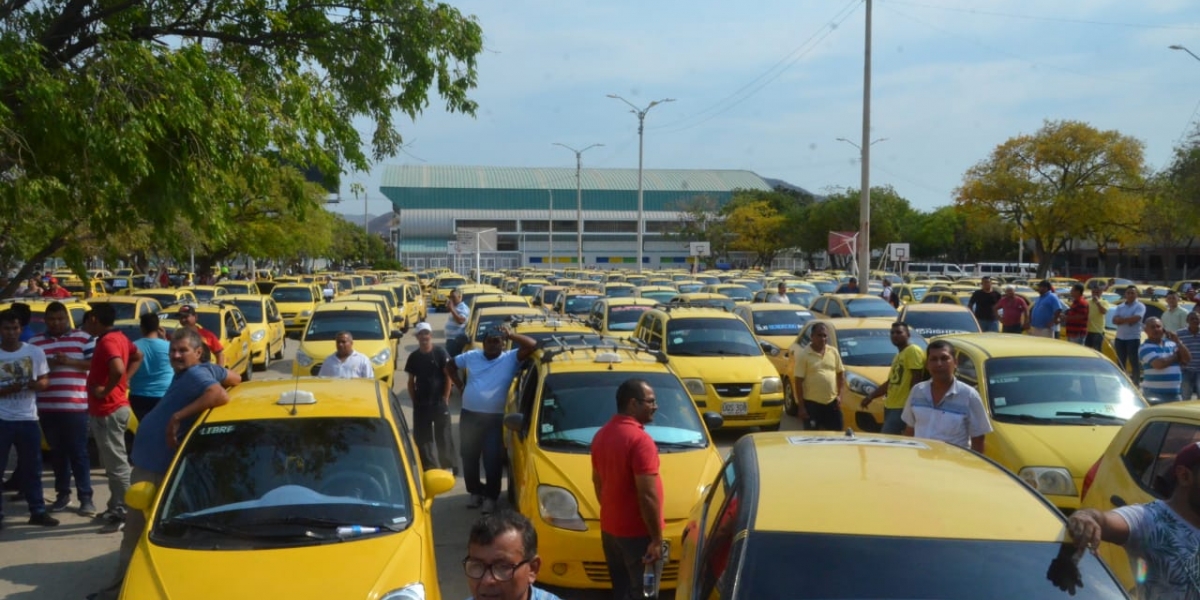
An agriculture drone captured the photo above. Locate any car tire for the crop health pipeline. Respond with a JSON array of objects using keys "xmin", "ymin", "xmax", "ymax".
[{"xmin": 783, "ymin": 377, "xmax": 799, "ymax": 417}]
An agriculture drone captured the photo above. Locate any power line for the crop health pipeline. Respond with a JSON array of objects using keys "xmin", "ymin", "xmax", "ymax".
[
  {"xmin": 648, "ymin": 0, "xmax": 863, "ymax": 135},
  {"xmin": 881, "ymin": 0, "xmax": 1200, "ymax": 31}
]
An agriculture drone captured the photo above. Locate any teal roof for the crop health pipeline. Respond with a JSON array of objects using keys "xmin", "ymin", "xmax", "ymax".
[{"xmin": 381, "ymin": 165, "xmax": 771, "ymax": 193}]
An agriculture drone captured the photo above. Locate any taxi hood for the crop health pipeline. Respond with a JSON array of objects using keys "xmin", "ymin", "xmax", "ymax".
[
  {"xmin": 991, "ymin": 421, "xmax": 1121, "ymax": 477},
  {"xmin": 122, "ymin": 528, "xmax": 428, "ymax": 599},
  {"xmin": 667, "ymin": 355, "xmax": 776, "ymax": 382},
  {"xmin": 533, "ymin": 447, "xmax": 721, "ymax": 521}
]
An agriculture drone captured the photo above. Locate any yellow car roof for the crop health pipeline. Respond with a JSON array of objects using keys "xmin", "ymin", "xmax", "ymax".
[
  {"xmin": 745, "ymin": 303, "xmax": 813, "ymax": 314},
  {"xmin": 934, "ymin": 332, "xmax": 1100, "ymax": 358},
  {"xmin": 900, "ymin": 303, "xmax": 973, "ymax": 314},
  {"xmin": 810, "ymin": 316, "xmax": 896, "ymax": 331},
  {"xmin": 203, "ymin": 379, "xmax": 387, "ymax": 423},
  {"xmin": 748, "ymin": 433, "xmax": 1065, "ymax": 540},
  {"xmin": 596, "ymin": 297, "xmax": 659, "ymax": 307}
]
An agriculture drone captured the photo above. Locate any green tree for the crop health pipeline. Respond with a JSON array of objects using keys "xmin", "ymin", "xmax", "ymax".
[
  {"xmin": 724, "ymin": 200, "xmax": 787, "ymax": 267},
  {"xmin": 666, "ymin": 195, "xmax": 728, "ymax": 268},
  {"xmin": 956, "ymin": 120, "xmax": 1146, "ymax": 276},
  {"xmin": 0, "ymin": 0, "xmax": 483, "ymax": 296}
]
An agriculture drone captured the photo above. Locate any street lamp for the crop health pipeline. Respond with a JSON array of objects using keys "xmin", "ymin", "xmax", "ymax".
[
  {"xmin": 553, "ymin": 142, "xmax": 605, "ymax": 268},
  {"xmin": 1170, "ymin": 44, "xmax": 1200, "ymax": 63},
  {"xmin": 607, "ymin": 94, "xmax": 675, "ymax": 272}
]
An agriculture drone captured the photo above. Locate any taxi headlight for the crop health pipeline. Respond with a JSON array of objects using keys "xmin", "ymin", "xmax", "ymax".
[
  {"xmin": 759, "ymin": 340, "xmax": 782, "ymax": 356},
  {"xmin": 1019, "ymin": 467, "xmax": 1077, "ymax": 496},
  {"xmin": 295, "ymin": 350, "xmax": 313, "ymax": 367},
  {"xmin": 300, "ymin": 310, "xmax": 313, "ymax": 317},
  {"xmin": 537, "ymin": 485, "xmax": 587, "ymax": 531},
  {"xmin": 845, "ymin": 372, "xmax": 878, "ymax": 397},
  {"xmin": 371, "ymin": 348, "xmax": 392, "ymax": 366},
  {"xmin": 380, "ymin": 583, "xmax": 425, "ymax": 600},
  {"xmin": 250, "ymin": 330, "xmax": 265, "ymax": 342},
  {"xmin": 681, "ymin": 378, "xmax": 707, "ymax": 398},
  {"xmin": 761, "ymin": 376, "xmax": 782, "ymax": 395}
]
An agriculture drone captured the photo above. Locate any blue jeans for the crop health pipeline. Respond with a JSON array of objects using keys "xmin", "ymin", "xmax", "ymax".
[
  {"xmin": 0, "ymin": 419, "xmax": 47, "ymax": 516},
  {"xmin": 458, "ymin": 409, "xmax": 504, "ymax": 501},
  {"xmin": 1182, "ymin": 370, "xmax": 1200, "ymax": 400},
  {"xmin": 1114, "ymin": 338, "xmax": 1141, "ymax": 383},
  {"xmin": 978, "ymin": 319, "xmax": 998, "ymax": 333},
  {"xmin": 602, "ymin": 531, "xmax": 652, "ymax": 600},
  {"xmin": 40, "ymin": 411, "xmax": 92, "ymax": 500},
  {"xmin": 881, "ymin": 408, "xmax": 906, "ymax": 435}
]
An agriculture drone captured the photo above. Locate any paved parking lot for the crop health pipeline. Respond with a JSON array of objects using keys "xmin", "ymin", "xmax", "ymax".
[{"xmin": 0, "ymin": 311, "xmax": 799, "ymax": 599}]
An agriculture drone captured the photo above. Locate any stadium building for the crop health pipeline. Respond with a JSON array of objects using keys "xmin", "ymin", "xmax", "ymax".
[{"xmin": 379, "ymin": 165, "xmax": 773, "ymax": 271}]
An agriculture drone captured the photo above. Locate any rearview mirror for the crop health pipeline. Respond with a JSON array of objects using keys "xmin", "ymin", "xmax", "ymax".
[
  {"xmin": 702, "ymin": 412, "xmax": 724, "ymax": 431},
  {"xmin": 125, "ymin": 481, "xmax": 159, "ymax": 512},
  {"xmin": 423, "ymin": 469, "xmax": 455, "ymax": 499},
  {"xmin": 503, "ymin": 412, "xmax": 526, "ymax": 433},
  {"xmin": 390, "ymin": 330, "xmax": 402, "ymax": 340}
]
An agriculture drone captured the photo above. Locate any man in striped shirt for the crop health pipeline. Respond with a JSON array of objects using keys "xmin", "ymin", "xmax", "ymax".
[
  {"xmin": 1139, "ymin": 317, "xmax": 1191, "ymax": 404},
  {"xmin": 30, "ymin": 301, "xmax": 95, "ymax": 516},
  {"xmin": 1178, "ymin": 312, "xmax": 1200, "ymax": 400}
]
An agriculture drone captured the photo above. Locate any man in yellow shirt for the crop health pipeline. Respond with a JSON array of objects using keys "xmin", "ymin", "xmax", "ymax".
[
  {"xmin": 1085, "ymin": 283, "xmax": 1108, "ymax": 352},
  {"xmin": 861, "ymin": 322, "xmax": 926, "ymax": 434},
  {"xmin": 792, "ymin": 322, "xmax": 845, "ymax": 431}
]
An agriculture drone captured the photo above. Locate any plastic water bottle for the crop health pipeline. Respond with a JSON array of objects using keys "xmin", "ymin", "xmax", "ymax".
[
  {"xmin": 642, "ymin": 562, "xmax": 657, "ymax": 598},
  {"xmin": 336, "ymin": 525, "xmax": 380, "ymax": 536}
]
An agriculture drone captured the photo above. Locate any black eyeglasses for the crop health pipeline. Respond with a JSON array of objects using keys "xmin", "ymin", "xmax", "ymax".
[{"xmin": 462, "ymin": 558, "xmax": 531, "ymax": 581}]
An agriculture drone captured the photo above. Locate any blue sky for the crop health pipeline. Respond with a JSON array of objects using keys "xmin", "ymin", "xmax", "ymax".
[{"xmin": 335, "ymin": 0, "xmax": 1200, "ymax": 216}]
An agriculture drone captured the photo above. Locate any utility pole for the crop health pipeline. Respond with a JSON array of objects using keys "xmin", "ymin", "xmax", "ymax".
[
  {"xmin": 553, "ymin": 142, "xmax": 605, "ymax": 267},
  {"xmin": 548, "ymin": 189, "xmax": 554, "ymax": 266},
  {"xmin": 350, "ymin": 183, "xmax": 367, "ymax": 266},
  {"xmin": 608, "ymin": 94, "xmax": 675, "ymax": 272},
  {"xmin": 857, "ymin": 0, "xmax": 873, "ymax": 281}
]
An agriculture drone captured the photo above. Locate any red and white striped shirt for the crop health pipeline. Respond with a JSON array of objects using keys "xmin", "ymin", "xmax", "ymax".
[{"xmin": 30, "ymin": 329, "xmax": 91, "ymax": 413}]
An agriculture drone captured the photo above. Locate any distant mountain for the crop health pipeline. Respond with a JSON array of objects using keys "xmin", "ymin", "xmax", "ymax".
[{"xmin": 762, "ymin": 177, "xmax": 824, "ymax": 201}]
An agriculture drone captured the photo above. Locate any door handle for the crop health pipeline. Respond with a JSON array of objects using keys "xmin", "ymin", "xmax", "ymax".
[{"xmin": 1110, "ymin": 494, "xmax": 1127, "ymax": 507}]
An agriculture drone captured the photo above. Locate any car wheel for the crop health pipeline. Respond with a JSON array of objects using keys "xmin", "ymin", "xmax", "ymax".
[{"xmin": 783, "ymin": 377, "xmax": 799, "ymax": 417}]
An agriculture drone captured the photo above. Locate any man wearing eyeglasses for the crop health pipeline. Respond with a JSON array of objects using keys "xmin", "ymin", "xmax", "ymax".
[{"xmin": 463, "ymin": 510, "xmax": 562, "ymax": 600}]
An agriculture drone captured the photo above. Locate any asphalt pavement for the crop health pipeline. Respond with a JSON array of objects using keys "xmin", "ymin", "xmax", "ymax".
[{"xmin": 0, "ymin": 311, "xmax": 800, "ymax": 599}]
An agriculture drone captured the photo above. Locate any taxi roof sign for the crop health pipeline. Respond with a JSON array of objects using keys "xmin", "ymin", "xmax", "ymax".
[{"xmin": 277, "ymin": 390, "xmax": 317, "ymax": 406}]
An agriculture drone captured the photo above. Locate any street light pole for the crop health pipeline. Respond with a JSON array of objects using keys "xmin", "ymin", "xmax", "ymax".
[
  {"xmin": 1170, "ymin": 44, "xmax": 1200, "ymax": 63},
  {"xmin": 474, "ymin": 228, "xmax": 497, "ymax": 284},
  {"xmin": 553, "ymin": 142, "xmax": 604, "ymax": 268},
  {"xmin": 857, "ymin": 0, "xmax": 873, "ymax": 281},
  {"xmin": 548, "ymin": 189, "xmax": 553, "ymax": 266},
  {"xmin": 607, "ymin": 94, "xmax": 675, "ymax": 272}
]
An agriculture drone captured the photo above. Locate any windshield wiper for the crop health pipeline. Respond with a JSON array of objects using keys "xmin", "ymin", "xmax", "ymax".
[
  {"xmin": 654, "ymin": 440, "xmax": 706, "ymax": 449},
  {"xmin": 1055, "ymin": 411, "xmax": 1120, "ymax": 420},
  {"xmin": 160, "ymin": 516, "xmax": 328, "ymax": 540},
  {"xmin": 248, "ymin": 515, "xmax": 405, "ymax": 532},
  {"xmin": 998, "ymin": 413, "xmax": 1052, "ymax": 423},
  {"xmin": 539, "ymin": 437, "xmax": 591, "ymax": 449}
]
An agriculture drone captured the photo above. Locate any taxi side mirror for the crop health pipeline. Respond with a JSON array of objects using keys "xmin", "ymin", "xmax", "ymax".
[
  {"xmin": 503, "ymin": 412, "xmax": 526, "ymax": 434},
  {"xmin": 390, "ymin": 330, "xmax": 402, "ymax": 340},
  {"xmin": 423, "ymin": 469, "xmax": 455, "ymax": 501},
  {"xmin": 126, "ymin": 481, "xmax": 159, "ymax": 512},
  {"xmin": 702, "ymin": 412, "xmax": 724, "ymax": 431}
]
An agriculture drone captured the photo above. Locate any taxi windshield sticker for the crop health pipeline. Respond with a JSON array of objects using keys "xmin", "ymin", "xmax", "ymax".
[{"xmin": 786, "ymin": 436, "xmax": 930, "ymax": 450}]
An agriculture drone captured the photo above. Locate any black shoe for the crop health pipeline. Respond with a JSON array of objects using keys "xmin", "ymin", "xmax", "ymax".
[
  {"xmin": 48, "ymin": 495, "xmax": 71, "ymax": 513},
  {"xmin": 28, "ymin": 513, "xmax": 60, "ymax": 527},
  {"xmin": 98, "ymin": 514, "xmax": 124, "ymax": 534},
  {"xmin": 1, "ymin": 478, "xmax": 18, "ymax": 492}
]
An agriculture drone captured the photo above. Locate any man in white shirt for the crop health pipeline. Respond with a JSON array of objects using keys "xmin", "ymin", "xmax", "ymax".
[
  {"xmin": 902, "ymin": 339, "xmax": 992, "ymax": 451},
  {"xmin": 317, "ymin": 331, "xmax": 374, "ymax": 379},
  {"xmin": 766, "ymin": 283, "xmax": 791, "ymax": 304}
]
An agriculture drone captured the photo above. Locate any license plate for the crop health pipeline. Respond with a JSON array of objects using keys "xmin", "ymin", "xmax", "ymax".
[{"xmin": 722, "ymin": 402, "xmax": 748, "ymax": 416}]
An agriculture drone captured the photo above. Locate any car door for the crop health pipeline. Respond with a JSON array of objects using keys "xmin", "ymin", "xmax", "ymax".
[
  {"xmin": 505, "ymin": 367, "xmax": 541, "ymax": 509},
  {"xmin": 265, "ymin": 298, "xmax": 285, "ymax": 352},
  {"xmin": 679, "ymin": 457, "xmax": 742, "ymax": 600}
]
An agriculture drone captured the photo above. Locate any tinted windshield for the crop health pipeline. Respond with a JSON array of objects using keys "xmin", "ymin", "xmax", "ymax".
[
  {"xmin": 538, "ymin": 371, "xmax": 706, "ymax": 449},
  {"xmin": 750, "ymin": 309, "xmax": 814, "ymax": 336},
  {"xmin": 732, "ymin": 533, "xmax": 1124, "ymax": 600},
  {"xmin": 984, "ymin": 357, "xmax": 1143, "ymax": 423},
  {"xmin": 675, "ymin": 298, "xmax": 736, "ymax": 311},
  {"xmin": 667, "ymin": 318, "xmax": 761, "ymax": 357},
  {"xmin": 845, "ymin": 297, "xmax": 899, "ymax": 318},
  {"xmin": 192, "ymin": 288, "xmax": 215, "ymax": 302},
  {"xmin": 218, "ymin": 283, "xmax": 255, "ymax": 294},
  {"xmin": 903, "ymin": 310, "xmax": 980, "ymax": 337},
  {"xmin": 89, "ymin": 301, "xmax": 137, "ymax": 321},
  {"xmin": 196, "ymin": 313, "xmax": 221, "ymax": 334},
  {"xmin": 718, "ymin": 286, "xmax": 752, "ymax": 301},
  {"xmin": 232, "ymin": 301, "xmax": 263, "ymax": 322},
  {"xmin": 152, "ymin": 418, "xmax": 410, "ymax": 549},
  {"xmin": 438, "ymin": 277, "xmax": 467, "ymax": 289},
  {"xmin": 518, "ymin": 284, "xmax": 543, "ymax": 297},
  {"xmin": 640, "ymin": 291, "xmax": 678, "ymax": 303},
  {"xmin": 838, "ymin": 329, "xmax": 928, "ymax": 367},
  {"xmin": 813, "ymin": 280, "xmax": 838, "ymax": 293},
  {"xmin": 272, "ymin": 288, "xmax": 314, "ymax": 303},
  {"xmin": 606, "ymin": 305, "xmax": 652, "ymax": 331},
  {"xmin": 305, "ymin": 311, "xmax": 384, "ymax": 341},
  {"xmin": 677, "ymin": 283, "xmax": 704, "ymax": 293},
  {"xmin": 735, "ymin": 281, "xmax": 764, "ymax": 292},
  {"xmin": 141, "ymin": 293, "xmax": 182, "ymax": 307},
  {"xmin": 474, "ymin": 314, "xmax": 524, "ymax": 341},
  {"xmin": 564, "ymin": 295, "xmax": 600, "ymax": 315},
  {"xmin": 605, "ymin": 286, "xmax": 636, "ymax": 298},
  {"xmin": 540, "ymin": 289, "xmax": 563, "ymax": 306}
]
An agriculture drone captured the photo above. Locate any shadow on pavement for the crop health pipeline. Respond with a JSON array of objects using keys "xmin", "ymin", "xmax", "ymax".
[{"xmin": 0, "ymin": 550, "xmax": 114, "ymax": 600}]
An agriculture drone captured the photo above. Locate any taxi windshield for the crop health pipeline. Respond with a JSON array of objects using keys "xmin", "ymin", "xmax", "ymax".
[
  {"xmin": 272, "ymin": 287, "xmax": 314, "ymax": 303},
  {"xmin": 305, "ymin": 311, "xmax": 384, "ymax": 341},
  {"xmin": 984, "ymin": 357, "xmax": 1143, "ymax": 423},
  {"xmin": 751, "ymin": 310, "xmax": 814, "ymax": 336},
  {"xmin": 666, "ymin": 318, "xmax": 760, "ymax": 357},
  {"xmin": 564, "ymin": 295, "xmax": 600, "ymax": 315},
  {"xmin": 231, "ymin": 301, "xmax": 263, "ymax": 322},
  {"xmin": 837, "ymin": 329, "xmax": 928, "ymax": 367},
  {"xmin": 604, "ymin": 286, "xmax": 636, "ymax": 298},
  {"xmin": 902, "ymin": 311, "xmax": 980, "ymax": 337},
  {"xmin": 907, "ymin": 286, "xmax": 928, "ymax": 301},
  {"xmin": 606, "ymin": 305, "xmax": 652, "ymax": 331},
  {"xmin": 845, "ymin": 297, "xmax": 899, "ymax": 318},
  {"xmin": 639, "ymin": 290, "xmax": 678, "ymax": 304},
  {"xmin": 718, "ymin": 286, "xmax": 752, "ymax": 301},
  {"xmin": 438, "ymin": 277, "xmax": 467, "ymax": 289},
  {"xmin": 191, "ymin": 288, "xmax": 216, "ymax": 303},
  {"xmin": 139, "ymin": 292, "xmax": 182, "ymax": 307},
  {"xmin": 152, "ymin": 418, "xmax": 410, "ymax": 549},
  {"xmin": 540, "ymin": 289, "xmax": 563, "ymax": 306},
  {"xmin": 538, "ymin": 371, "xmax": 706, "ymax": 450}
]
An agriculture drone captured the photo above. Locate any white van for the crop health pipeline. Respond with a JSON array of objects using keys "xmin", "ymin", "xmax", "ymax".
[{"xmin": 905, "ymin": 263, "xmax": 969, "ymax": 278}]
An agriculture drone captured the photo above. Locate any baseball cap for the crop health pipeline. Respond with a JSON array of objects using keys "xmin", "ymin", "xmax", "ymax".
[
  {"xmin": 414, "ymin": 322, "xmax": 433, "ymax": 335},
  {"xmin": 177, "ymin": 304, "xmax": 198, "ymax": 317},
  {"xmin": 48, "ymin": 277, "xmax": 58, "ymax": 284}
]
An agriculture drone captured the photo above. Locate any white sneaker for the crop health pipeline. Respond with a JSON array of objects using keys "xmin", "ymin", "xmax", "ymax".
[{"xmin": 481, "ymin": 498, "xmax": 496, "ymax": 515}]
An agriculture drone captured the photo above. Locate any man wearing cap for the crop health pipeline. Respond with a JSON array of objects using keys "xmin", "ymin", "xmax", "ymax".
[
  {"xmin": 1068, "ymin": 441, "xmax": 1200, "ymax": 600},
  {"xmin": 404, "ymin": 322, "xmax": 457, "ymax": 473},
  {"xmin": 447, "ymin": 325, "xmax": 537, "ymax": 515},
  {"xmin": 1028, "ymin": 280, "xmax": 1061, "ymax": 338},
  {"xmin": 176, "ymin": 304, "xmax": 224, "ymax": 368},
  {"xmin": 41, "ymin": 277, "xmax": 71, "ymax": 299},
  {"xmin": 317, "ymin": 331, "xmax": 374, "ymax": 379},
  {"xmin": 995, "ymin": 285, "xmax": 1028, "ymax": 334}
]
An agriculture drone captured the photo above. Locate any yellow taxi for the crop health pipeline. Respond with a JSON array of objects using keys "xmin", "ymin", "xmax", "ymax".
[
  {"xmin": 601, "ymin": 282, "xmax": 638, "ymax": 299},
  {"xmin": 292, "ymin": 301, "xmax": 399, "ymax": 382},
  {"xmin": 634, "ymin": 285, "xmax": 679, "ymax": 304},
  {"xmin": 215, "ymin": 280, "xmax": 260, "ymax": 296},
  {"xmin": 1079, "ymin": 401, "xmax": 1200, "ymax": 594},
  {"xmin": 585, "ymin": 297, "xmax": 659, "ymax": 337},
  {"xmin": 731, "ymin": 304, "xmax": 816, "ymax": 376},
  {"xmin": 132, "ymin": 288, "xmax": 199, "ymax": 309},
  {"xmin": 185, "ymin": 285, "xmax": 228, "ymax": 304},
  {"xmin": 809, "ymin": 294, "xmax": 899, "ymax": 319},
  {"xmin": 674, "ymin": 431, "xmax": 1129, "ymax": 599},
  {"xmin": 60, "ymin": 277, "xmax": 108, "ymax": 300},
  {"xmin": 633, "ymin": 306, "xmax": 784, "ymax": 430},
  {"xmin": 501, "ymin": 340, "xmax": 724, "ymax": 590},
  {"xmin": 2, "ymin": 298, "xmax": 91, "ymax": 334},
  {"xmin": 464, "ymin": 305, "xmax": 546, "ymax": 354},
  {"xmin": 429, "ymin": 273, "xmax": 469, "ymax": 311},
  {"xmin": 890, "ymin": 283, "xmax": 928, "ymax": 305},
  {"xmin": 935, "ymin": 333, "xmax": 1148, "ymax": 512},
  {"xmin": 897, "ymin": 303, "xmax": 981, "ymax": 338},
  {"xmin": 160, "ymin": 303, "xmax": 253, "ymax": 381},
  {"xmin": 388, "ymin": 281, "xmax": 427, "ymax": 331},
  {"xmin": 507, "ymin": 314, "xmax": 602, "ymax": 346},
  {"xmin": 86, "ymin": 296, "xmax": 163, "ymax": 322},
  {"xmin": 349, "ymin": 286, "xmax": 405, "ymax": 327},
  {"xmin": 218, "ymin": 294, "xmax": 286, "ymax": 372},
  {"xmin": 552, "ymin": 290, "xmax": 603, "ymax": 317},
  {"xmin": 121, "ymin": 378, "xmax": 453, "ymax": 600},
  {"xmin": 516, "ymin": 278, "xmax": 552, "ymax": 299},
  {"xmin": 269, "ymin": 283, "xmax": 322, "ymax": 337},
  {"xmin": 668, "ymin": 293, "xmax": 736, "ymax": 312},
  {"xmin": 699, "ymin": 284, "xmax": 753, "ymax": 304},
  {"xmin": 789, "ymin": 318, "xmax": 928, "ymax": 432},
  {"xmin": 470, "ymin": 293, "xmax": 534, "ymax": 314},
  {"xmin": 533, "ymin": 285, "xmax": 566, "ymax": 311}
]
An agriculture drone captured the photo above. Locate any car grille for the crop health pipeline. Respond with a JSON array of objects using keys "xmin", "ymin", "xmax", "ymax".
[
  {"xmin": 583, "ymin": 561, "xmax": 679, "ymax": 583},
  {"xmin": 309, "ymin": 364, "xmax": 322, "ymax": 376},
  {"xmin": 723, "ymin": 412, "xmax": 767, "ymax": 421},
  {"xmin": 281, "ymin": 312, "xmax": 297, "ymax": 318},
  {"xmin": 713, "ymin": 383, "xmax": 754, "ymax": 398}
]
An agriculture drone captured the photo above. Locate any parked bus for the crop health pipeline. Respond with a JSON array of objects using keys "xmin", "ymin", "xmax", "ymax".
[{"xmin": 971, "ymin": 262, "xmax": 1037, "ymax": 279}]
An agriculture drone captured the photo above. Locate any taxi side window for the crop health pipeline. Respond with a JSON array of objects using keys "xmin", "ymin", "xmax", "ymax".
[
  {"xmin": 811, "ymin": 298, "xmax": 826, "ymax": 314},
  {"xmin": 954, "ymin": 352, "xmax": 978, "ymax": 386},
  {"xmin": 1124, "ymin": 421, "xmax": 1200, "ymax": 497},
  {"xmin": 696, "ymin": 459, "xmax": 740, "ymax": 600},
  {"xmin": 515, "ymin": 368, "xmax": 540, "ymax": 437},
  {"xmin": 825, "ymin": 301, "xmax": 843, "ymax": 318},
  {"xmin": 224, "ymin": 312, "xmax": 237, "ymax": 336}
]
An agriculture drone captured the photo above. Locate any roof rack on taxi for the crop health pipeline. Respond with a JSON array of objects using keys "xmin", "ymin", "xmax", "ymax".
[{"xmin": 538, "ymin": 334, "xmax": 668, "ymax": 364}]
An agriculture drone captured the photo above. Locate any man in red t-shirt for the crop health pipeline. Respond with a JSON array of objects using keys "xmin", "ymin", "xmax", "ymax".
[
  {"xmin": 83, "ymin": 303, "xmax": 142, "ymax": 533},
  {"xmin": 41, "ymin": 277, "xmax": 72, "ymax": 299},
  {"xmin": 176, "ymin": 304, "xmax": 224, "ymax": 367},
  {"xmin": 590, "ymin": 379, "xmax": 664, "ymax": 600},
  {"xmin": 1064, "ymin": 283, "xmax": 1090, "ymax": 344},
  {"xmin": 996, "ymin": 285, "xmax": 1030, "ymax": 334}
]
